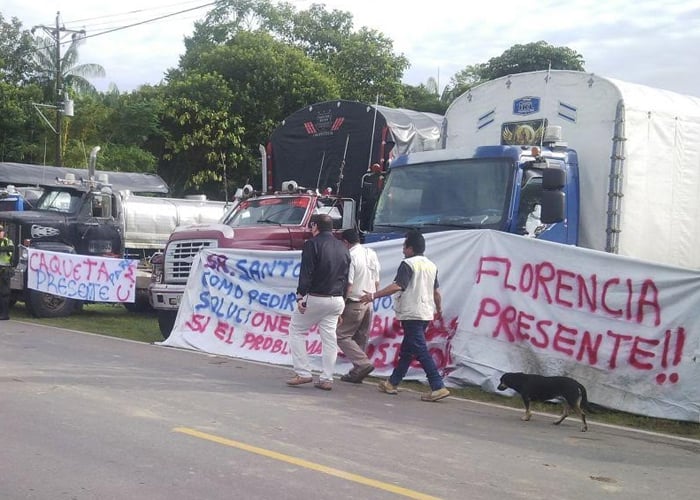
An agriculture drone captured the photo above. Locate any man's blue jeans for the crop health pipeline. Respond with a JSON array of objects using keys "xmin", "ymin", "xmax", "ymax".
[{"xmin": 389, "ymin": 320, "xmax": 445, "ymax": 391}]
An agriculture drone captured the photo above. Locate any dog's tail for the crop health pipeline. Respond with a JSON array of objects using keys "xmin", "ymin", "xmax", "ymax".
[{"xmin": 578, "ymin": 383, "xmax": 594, "ymax": 413}]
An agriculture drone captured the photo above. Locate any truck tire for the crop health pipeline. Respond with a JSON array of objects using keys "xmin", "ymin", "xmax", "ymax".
[
  {"xmin": 27, "ymin": 290, "xmax": 79, "ymax": 318},
  {"xmin": 157, "ymin": 310, "xmax": 178, "ymax": 339}
]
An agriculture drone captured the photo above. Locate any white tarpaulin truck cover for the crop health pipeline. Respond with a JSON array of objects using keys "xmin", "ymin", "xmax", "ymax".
[{"xmin": 445, "ymin": 70, "xmax": 700, "ymax": 270}]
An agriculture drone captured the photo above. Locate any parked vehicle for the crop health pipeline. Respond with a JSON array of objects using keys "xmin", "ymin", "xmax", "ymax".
[
  {"xmin": 0, "ymin": 151, "xmax": 229, "ymax": 317},
  {"xmin": 0, "ymin": 185, "xmax": 39, "ymax": 212},
  {"xmin": 149, "ymin": 100, "xmax": 444, "ymax": 337},
  {"xmin": 367, "ymin": 70, "xmax": 700, "ymax": 270},
  {"xmin": 367, "ymin": 140, "xmax": 572, "ymax": 243}
]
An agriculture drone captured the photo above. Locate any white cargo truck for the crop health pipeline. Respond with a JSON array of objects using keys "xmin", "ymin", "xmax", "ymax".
[{"xmin": 442, "ymin": 70, "xmax": 700, "ymax": 269}]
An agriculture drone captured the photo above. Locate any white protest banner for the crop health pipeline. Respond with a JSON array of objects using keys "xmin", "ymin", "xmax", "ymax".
[
  {"xmin": 162, "ymin": 230, "xmax": 700, "ymax": 422},
  {"xmin": 449, "ymin": 231, "xmax": 700, "ymax": 422},
  {"xmin": 27, "ymin": 248, "xmax": 138, "ymax": 303}
]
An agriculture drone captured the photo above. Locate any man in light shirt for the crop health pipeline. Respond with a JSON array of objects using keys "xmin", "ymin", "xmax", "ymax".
[{"xmin": 337, "ymin": 229, "xmax": 380, "ymax": 384}]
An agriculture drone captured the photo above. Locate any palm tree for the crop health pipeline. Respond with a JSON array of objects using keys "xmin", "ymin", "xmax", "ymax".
[
  {"xmin": 32, "ymin": 35, "xmax": 105, "ymax": 165},
  {"xmin": 425, "ymin": 76, "xmax": 439, "ymax": 96},
  {"xmin": 33, "ymin": 35, "xmax": 105, "ymax": 97}
]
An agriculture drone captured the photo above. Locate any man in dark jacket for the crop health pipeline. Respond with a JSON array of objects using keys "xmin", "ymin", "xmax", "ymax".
[{"xmin": 286, "ymin": 214, "xmax": 350, "ymax": 391}]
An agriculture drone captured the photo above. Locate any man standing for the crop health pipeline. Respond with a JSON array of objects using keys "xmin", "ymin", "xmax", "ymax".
[
  {"xmin": 361, "ymin": 230, "xmax": 449, "ymax": 402},
  {"xmin": 0, "ymin": 225, "xmax": 14, "ymax": 320},
  {"xmin": 287, "ymin": 214, "xmax": 350, "ymax": 391},
  {"xmin": 338, "ymin": 228, "xmax": 380, "ymax": 384}
]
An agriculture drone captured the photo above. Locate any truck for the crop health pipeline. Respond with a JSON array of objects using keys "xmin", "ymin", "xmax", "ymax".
[
  {"xmin": 149, "ymin": 99, "xmax": 444, "ymax": 337},
  {"xmin": 1, "ymin": 161, "xmax": 87, "ymax": 212},
  {"xmin": 0, "ymin": 151, "xmax": 230, "ymax": 317},
  {"xmin": 0, "ymin": 185, "xmax": 36, "ymax": 212},
  {"xmin": 367, "ymin": 70, "xmax": 700, "ymax": 271},
  {"xmin": 367, "ymin": 140, "xmax": 572, "ymax": 244}
]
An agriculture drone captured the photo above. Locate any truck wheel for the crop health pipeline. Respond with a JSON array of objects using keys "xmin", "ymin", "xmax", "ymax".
[
  {"xmin": 27, "ymin": 290, "xmax": 79, "ymax": 318},
  {"xmin": 157, "ymin": 310, "xmax": 178, "ymax": 339}
]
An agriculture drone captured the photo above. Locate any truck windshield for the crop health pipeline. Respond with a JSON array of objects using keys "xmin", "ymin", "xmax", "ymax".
[
  {"xmin": 373, "ymin": 158, "xmax": 513, "ymax": 230},
  {"xmin": 224, "ymin": 196, "xmax": 310, "ymax": 227},
  {"xmin": 36, "ymin": 189, "xmax": 83, "ymax": 214}
]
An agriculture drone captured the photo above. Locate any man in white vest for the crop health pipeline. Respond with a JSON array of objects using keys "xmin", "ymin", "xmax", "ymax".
[{"xmin": 361, "ymin": 230, "xmax": 449, "ymax": 402}]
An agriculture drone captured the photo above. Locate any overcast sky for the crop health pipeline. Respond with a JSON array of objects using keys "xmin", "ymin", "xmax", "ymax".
[{"xmin": 3, "ymin": 0, "xmax": 699, "ymax": 97}]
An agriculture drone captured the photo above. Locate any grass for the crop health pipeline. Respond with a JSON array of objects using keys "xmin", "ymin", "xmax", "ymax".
[
  {"xmin": 9, "ymin": 303, "xmax": 700, "ymax": 440},
  {"xmin": 10, "ymin": 302, "xmax": 164, "ymax": 343}
]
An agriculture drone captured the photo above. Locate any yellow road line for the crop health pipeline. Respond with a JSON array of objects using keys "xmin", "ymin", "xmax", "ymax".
[{"xmin": 173, "ymin": 427, "xmax": 441, "ymax": 500}]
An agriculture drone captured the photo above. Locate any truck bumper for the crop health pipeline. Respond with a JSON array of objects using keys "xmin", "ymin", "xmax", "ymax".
[{"xmin": 149, "ymin": 283, "xmax": 185, "ymax": 311}]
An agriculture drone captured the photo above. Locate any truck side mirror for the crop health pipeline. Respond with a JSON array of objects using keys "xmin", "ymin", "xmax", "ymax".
[
  {"xmin": 540, "ymin": 167, "xmax": 566, "ymax": 223},
  {"xmin": 540, "ymin": 191, "xmax": 565, "ymax": 223},
  {"xmin": 542, "ymin": 167, "xmax": 566, "ymax": 189}
]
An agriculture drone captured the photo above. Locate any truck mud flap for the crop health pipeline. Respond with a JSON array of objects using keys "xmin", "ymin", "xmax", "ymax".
[{"xmin": 157, "ymin": 310, "xmax": 177, "ymax": 339}]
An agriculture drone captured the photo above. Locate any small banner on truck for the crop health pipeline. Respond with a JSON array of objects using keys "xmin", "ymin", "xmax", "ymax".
[
  {"xmin": 27, "ymin": 248, "xmax": 138, "ymax": 303},
  {"xmin": 162, "ymin": 231, "xmax": 700, "ymax": 423}
]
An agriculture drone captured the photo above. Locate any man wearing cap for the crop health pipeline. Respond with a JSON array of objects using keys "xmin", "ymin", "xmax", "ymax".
[{"xmin": 0, "ymin": 224, "xmax": 14, "ymax": 320}]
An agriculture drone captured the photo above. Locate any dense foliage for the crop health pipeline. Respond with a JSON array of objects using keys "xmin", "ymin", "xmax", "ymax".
[{"xmin": 0, "ymin": 2, "xmax": 585, "ymax": 199}]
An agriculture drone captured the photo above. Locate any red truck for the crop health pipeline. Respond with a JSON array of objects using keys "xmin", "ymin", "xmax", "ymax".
[{"xmin": 149, "ymin": 100, "xmax": 443, "ymax": 337}]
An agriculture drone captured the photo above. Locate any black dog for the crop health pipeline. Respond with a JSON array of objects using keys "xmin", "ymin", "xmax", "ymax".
[{"xmin": 497, "ymin": 372, "xmax": 590, "ymax": 432}]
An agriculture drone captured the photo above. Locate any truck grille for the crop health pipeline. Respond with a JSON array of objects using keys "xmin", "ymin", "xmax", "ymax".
[{"xmin": 164, "ymin": 239, "xmax": 218, "ymax": 284}]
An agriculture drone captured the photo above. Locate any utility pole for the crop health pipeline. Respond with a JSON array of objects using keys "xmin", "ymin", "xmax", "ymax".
[{"xmin": 32, "ymin": 12, "xmax": 84, "ymax": 166}]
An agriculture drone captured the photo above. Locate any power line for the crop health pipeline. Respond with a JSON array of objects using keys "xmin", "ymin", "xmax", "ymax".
[
  {"xmin": 64, "ymin": 0, "xmax": 211, "ymax": 25},
  {"xmin": 65, "ymin": 11, "xmax": 205, "ymax": 34},
  {"xmin": 33, "ymin": 1, "xmax": 218, "ymax": 48},
  {"xmin": 74, "ymin": 1, "xmax": 218, "ymax": 43}
]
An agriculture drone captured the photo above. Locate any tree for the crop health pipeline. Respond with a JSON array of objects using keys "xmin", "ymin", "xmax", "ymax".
[
  {"xmin": 63, "ymin": 91, "xmax": 160, "ymax": 172},
  {"xmin": 425, "ymin": 77, "xmax": 439, "ymax": 96},
  {"xmin": 30, "ymin": 33, "xmax": 106, "ymax": 165},
  {"xmin": 32, "ymin": 35, "xmax": 105, "ymax": 96},
  {"xmin": 0, "ymin": 14, "xmax": 37, "ymax": 85},
  {"xmin": 400, "ymin": 83, "xmax": 446, "ymax": 115},
  {"xmin": 326, "ymin": 27, "xmax": 408, "ymax": 105},
  {"xmin": 186, "ymin": 0, "xmax": 408, "ymax": 104},
  {"xmin": 166, "ymin": 30, "xmax": 339, "ymax": 196},
  {"xmin": 441, "ymin": 64, "xmax": 485, "ymax": 105},
  {"xmin": 0, "ymin": 81, "xmax": 45, "ymax": 162},
  {"xmin": 159, "ymin": 72, "xmax": 243, "ymax": 198},
  {"xmin": 479, "ymin": 41, "xmax": 585, "ymax": 82},
  {"xmin": 441, "ymin": 42, "xmax": 585, "ymax": 107}
]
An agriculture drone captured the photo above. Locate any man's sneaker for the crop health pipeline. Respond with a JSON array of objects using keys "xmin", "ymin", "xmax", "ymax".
[
  {"xmin": 340, "ymin": 373, "xmax": 362, "ymax": 384},
  {"xmin": 421, "ymin": 387, "xmax": 450, "ymax": 402},
  {"xmin": 355, "ymin": 364, "xmax": 374, "ymax": 381},
  {"xmin": 341, "ymin": 365, "xmax": 375, "ymax": 384},
  {"xmin": 286, "ymin": 375, "xmax": 313, "ymax": 386},
  {"xmin": 378, "ymin": 380, "xmax": 398, "ymax": 395}
]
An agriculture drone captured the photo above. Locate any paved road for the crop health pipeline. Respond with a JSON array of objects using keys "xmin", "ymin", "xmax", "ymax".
[{"xmin": 1, "ymin": 319, "xmax": 698, "ymax": 500}]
